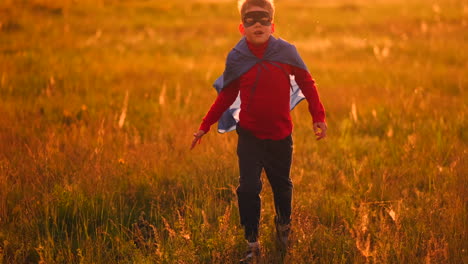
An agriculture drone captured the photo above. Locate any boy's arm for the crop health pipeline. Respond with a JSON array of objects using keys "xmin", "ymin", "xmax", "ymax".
[
  {"xmin": 191, "ymin": 79, "xmax": 240, "ymax": 149},
  {"xmin": 292, "ymin": 66, "xmax": 327, "ymax": 140}
]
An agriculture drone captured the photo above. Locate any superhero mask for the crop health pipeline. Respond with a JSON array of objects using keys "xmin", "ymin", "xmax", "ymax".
[{"xmin": 242, "ymin": 11, "xmax": 272, "ymax": 27}]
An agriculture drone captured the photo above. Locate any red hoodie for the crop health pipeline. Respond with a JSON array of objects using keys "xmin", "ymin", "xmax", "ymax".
[{"xmin": 199, "ymin": 39, "xmax": 325, "ymax": 140}]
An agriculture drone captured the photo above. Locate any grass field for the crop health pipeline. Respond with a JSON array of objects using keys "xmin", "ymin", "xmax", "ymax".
[{"xmin": 0, "ymin": 0, "xmax": 467, "ymax": 263}]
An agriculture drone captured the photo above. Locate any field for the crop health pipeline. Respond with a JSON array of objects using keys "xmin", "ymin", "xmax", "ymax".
[{"xmin": 0, "ymin": 0, "xmax": 467, "ymax": 263}]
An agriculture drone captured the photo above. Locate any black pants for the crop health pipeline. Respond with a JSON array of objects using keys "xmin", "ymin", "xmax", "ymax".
[{"xmin": 236, "ymin": 125, "xmax": 293, "ymax": 242}]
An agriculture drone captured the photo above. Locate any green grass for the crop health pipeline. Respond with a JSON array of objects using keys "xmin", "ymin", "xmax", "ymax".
[{"xmin": 0, "ymin": 0, "xmax": 467, "ymax": 263}]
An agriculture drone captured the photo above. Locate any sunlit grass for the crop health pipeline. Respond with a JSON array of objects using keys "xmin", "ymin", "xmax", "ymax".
[{"xmin": 0, "ymin": 0, "xmax": 466, "ymax": 263}]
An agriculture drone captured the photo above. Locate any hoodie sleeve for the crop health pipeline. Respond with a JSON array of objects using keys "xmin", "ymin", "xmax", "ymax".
[
  {"xmin": 292, "ymin": 66, "xmax": 326, "ymax": 123},
  {"xmin": 199, "ymin": 78, "xmax": 240, "ymax": 133}
]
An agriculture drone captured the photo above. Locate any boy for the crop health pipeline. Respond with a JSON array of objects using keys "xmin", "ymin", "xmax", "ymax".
[{"xmin": 191, "ymin": 0, "xmax": 327, "ymax": 262}]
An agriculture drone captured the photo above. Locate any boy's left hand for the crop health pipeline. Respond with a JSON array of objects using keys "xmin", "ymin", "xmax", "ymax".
[{"xmin": 313, "ymin": 122, "xmax": 327, "ymax": 140}]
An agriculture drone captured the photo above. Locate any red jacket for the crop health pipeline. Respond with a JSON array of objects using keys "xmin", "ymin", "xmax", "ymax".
[{"xmin": 200, "ymin": 39, "xmax": 325, "ymax": 140}]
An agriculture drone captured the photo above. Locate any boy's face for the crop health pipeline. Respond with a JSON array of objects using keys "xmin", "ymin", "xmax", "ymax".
[{"xmin": 239, "ymin": 6, "xmax": 275, "ymax": 45}]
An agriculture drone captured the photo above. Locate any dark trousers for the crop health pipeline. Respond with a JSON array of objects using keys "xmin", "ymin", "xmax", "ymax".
[{"xmin": 236, "ymin": 125, "xmax": 293, "ymax": 242}]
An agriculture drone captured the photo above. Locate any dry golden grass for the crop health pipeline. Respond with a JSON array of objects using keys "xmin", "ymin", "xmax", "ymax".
[{"xmin": 0, "ymin": 0, "xmax": 466, "ymax": 263}]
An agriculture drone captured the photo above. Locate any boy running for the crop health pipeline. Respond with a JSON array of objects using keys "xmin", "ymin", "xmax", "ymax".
[{"xmin": 191, "ymin": 0, "xmax": 327, "ymax": 262}]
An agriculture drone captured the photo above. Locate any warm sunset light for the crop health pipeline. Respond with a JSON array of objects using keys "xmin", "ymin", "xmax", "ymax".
[{"xmin": 0, "ymin": 0, "xmax": 466, "ymax": 263}]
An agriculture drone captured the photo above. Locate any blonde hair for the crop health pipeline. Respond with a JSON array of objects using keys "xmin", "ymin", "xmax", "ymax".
[{"xmin": 238, "ymin": 0, "xmax": 275, "ymax": 18}]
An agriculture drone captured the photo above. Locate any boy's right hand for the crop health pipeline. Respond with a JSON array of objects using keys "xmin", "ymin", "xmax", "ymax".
[{"xmin": 190, "ymin": 130, "xmax": 206, "ymax": 150}]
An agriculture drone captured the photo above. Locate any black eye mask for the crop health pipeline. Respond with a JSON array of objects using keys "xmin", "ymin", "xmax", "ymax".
[{"xmin": 242, "ymin": 11, "xmax": 272, "ymax": 27}]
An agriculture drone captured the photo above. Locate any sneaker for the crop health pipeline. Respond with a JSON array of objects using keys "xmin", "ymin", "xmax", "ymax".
[
  {"xmin": 239, "ymin": 242, "xmax": 260, "ymax": 264},
  {"xmin": 275, "ymin": 220, "xmax": 291, "ymax": 249}
]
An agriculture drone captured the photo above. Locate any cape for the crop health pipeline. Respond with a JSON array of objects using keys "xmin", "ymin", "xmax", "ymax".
[{"xmin": 213, "ymin": 36, "xmax": 308, "ymax": 133}]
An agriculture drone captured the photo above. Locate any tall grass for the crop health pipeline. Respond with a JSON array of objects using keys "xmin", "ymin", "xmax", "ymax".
[{"xmin": 0, "ymin": 0, "xmax": 466, "ymax": 263}]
